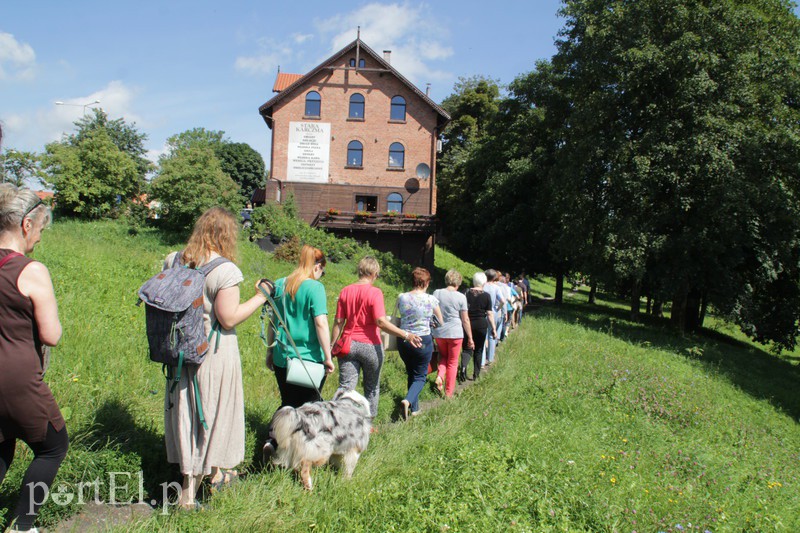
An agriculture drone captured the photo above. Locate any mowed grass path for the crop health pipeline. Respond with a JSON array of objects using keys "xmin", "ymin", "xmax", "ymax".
[
  {"xmin": 125, "ymin": 307, "xmax": 800, "ymax": 532},
  {"xmin": 1, "ymin": 221, "xmax": 798, "ymax": 531}
]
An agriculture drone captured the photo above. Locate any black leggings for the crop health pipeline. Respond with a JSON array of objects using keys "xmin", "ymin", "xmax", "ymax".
[
  {"xmin": 460, "ymin": 327, "xmax": 488, "ymax": 379},
  {"xmin": 274, "ymin": 365, "xmax": 326, "ymax": 408},
  {"xmin": 0, "ymin": 423, "xmax": 69, "ymax": 531}
]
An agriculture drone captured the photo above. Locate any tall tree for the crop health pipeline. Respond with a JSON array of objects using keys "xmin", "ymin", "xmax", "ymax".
[
  {"xmin": 69, "ymin": 108, "xmax": 153, "ymax": 188},
  {"xmin": 162, "ymin": 128, "xmax": 226, "ymax": 154},
  {"xmin": 42, "ymin": 129, "xmax": 139, "ymax": 219},
  {"xmin": 1, "ymin": 150, "xmax": 42, "ymax": 188},
  {"xmin": 151, "ymin": 131, "xmax": 240, "ymax": 232},
  {"xmin": 552, "ymin": 0, "xmax": 800, "ymax": 345},
  {"xmin": 437, "ymin": 76, "xmax": 502, "ymax": 257},
  {"xmin": 216, "ymin": 142, "xmax": 266, "ymax": 202}
]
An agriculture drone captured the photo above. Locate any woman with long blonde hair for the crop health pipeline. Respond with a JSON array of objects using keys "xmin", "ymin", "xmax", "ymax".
[
  {"xmin": 163, "ymin": 207, "xmax": 271, "ymax": 509},
  {"xmin": 262, "ymin": 245, "xmax": 333, "ymax": 461},
  {"xmin": 265, "ymin": 245, "xmax": 334, "ymax": 404}
]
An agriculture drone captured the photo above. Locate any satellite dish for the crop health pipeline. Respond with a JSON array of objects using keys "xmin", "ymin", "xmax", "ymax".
[
  {"xmin": 416, "ymin": 163, "xmax": 431, "ymax": 180},
  {"xmin": 405, "ymin": 178, "xmax": 420, "ymax": 193}
]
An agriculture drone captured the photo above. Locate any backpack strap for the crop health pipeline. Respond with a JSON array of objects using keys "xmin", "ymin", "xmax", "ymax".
[
  {"xmin": 171, "ymin": 251, "xmax": 183, "ymax": 269},
  {"xmin": 198, "ymin": 256, "xmax": 230, "ymax": 276}
]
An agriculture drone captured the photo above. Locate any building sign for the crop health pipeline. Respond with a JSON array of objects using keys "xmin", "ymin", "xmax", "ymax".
[{"xmin": 286, "ymin": 122, "xmax": 330, "ymax": 183}]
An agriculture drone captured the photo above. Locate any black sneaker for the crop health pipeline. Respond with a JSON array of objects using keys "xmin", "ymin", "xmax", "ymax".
[{"xmin": 262, "ymin": 439, "xmax": 277, "ymax": 464}]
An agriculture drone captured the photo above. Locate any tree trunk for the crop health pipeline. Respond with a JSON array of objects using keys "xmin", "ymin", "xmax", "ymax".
[
  {"xmin": 652, "ymin": 300, "xmax": 663, "ymax": 318},
  {"xmin": 554, "ymin": 270, "xmax": 564, "ymax": 305},
  {"xmin": 630, "ymin": 279, "xmax": 641, "ymax": 321},
  {"xmin": 646, "ymin": 295, "xmax": 652, "ymax": 315},
  {"xmin": 588, "ymin": 280, "xmax": 597, "ymax": 305},
  {"xmin": 698, "ymin": 291, "xmax": 708, "ymax": 328},
  {"xmin": 671, "ymin": 284, "xmax": 689, "ymax": 332},
  {"xmin": 684, "ymin": 288, "xmax": 703, "ymax": 332}
]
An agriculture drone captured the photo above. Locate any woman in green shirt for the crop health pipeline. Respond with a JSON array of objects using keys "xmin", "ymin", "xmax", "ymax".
[{"xmin": 265, "ymin": 245, "xmax": 334, "ymax": 407}]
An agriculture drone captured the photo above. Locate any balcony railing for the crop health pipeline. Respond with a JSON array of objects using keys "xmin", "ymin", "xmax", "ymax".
[{"xmin": 312, "ymin": 211, "xmax": 437, "ymax": 233}]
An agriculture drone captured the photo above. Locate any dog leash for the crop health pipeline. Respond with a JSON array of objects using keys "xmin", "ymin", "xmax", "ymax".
[{"xmin": 258, "ymin": 281, "xmax": 324, "ymax": 401}]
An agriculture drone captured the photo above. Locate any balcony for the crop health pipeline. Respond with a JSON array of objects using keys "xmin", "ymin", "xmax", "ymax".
[{"xmin": 312, "ymin": 210, "xmax": 437, "ymax": 234}]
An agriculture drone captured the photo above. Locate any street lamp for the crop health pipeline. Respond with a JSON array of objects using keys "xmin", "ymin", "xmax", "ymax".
[{"xmin": 55, "ymin": 99, "xmax": 101, "ymax": 116}]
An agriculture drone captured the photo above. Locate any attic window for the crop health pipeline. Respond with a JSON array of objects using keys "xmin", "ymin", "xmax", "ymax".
[{"xmin": 349, "ymin": 58, "xmax": 366, "ymax": 68}]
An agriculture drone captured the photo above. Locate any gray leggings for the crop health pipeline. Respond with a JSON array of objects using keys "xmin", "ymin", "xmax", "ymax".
[{"xmin": 336, "ymin": 340, "xmax": 384, "ymax": 418}]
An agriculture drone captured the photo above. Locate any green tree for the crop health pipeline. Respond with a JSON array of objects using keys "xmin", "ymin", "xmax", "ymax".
[
  {"xmin": 150, "ymin": 141, "xmax": 240, "ymax": 232},
  {"xmin": 436, "ymin": 76, "xmax": 502, "ymax": 257},
  {"xmin": 69, "ymin": 108, "xmax": 153, "ymax": 188},
  {"xmin": 551, "ymin": 0, "xmax": 800, "ymax": 345},
  {"xmin": 1, "ymin": 149, "xmax": 42, "ymax": 188},
  {"xmin": 162, "ymin": 128, "xmax": 226, "ymax": 154},
  {"xmin": 42, "ymin": 129, "xmax": 139, "ymax": 219},
  {"xmin": 216, "ymin": 142, "xmax": 266, "ymax": 201}
]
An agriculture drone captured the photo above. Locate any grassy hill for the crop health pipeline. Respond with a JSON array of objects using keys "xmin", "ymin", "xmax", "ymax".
[{"xmin": 1, "ymin": 221, "xmax": 798, "ymax": 532}]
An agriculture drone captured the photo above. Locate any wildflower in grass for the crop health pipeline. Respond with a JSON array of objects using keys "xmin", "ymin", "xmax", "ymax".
[{"xmin": 610, "ymin": 476, "xmax": 617, "ymax": 484}]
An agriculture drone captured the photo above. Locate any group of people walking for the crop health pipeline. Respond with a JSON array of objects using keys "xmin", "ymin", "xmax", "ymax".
[{"xmin": 0, "ymin": 169, "xmax": 531, "ymax": 527}]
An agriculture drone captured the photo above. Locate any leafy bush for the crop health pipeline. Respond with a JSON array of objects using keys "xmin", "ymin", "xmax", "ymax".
[{"xmin": 249, "ymin": 202, "xmax": 412, "ymax": 285}]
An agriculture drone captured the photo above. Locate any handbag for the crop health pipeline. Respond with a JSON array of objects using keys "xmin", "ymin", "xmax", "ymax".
[
  {"xmin": 274, "ymin": 289, "xmax": 326, "ymax": 392},
  {"xmin": 286, "ymin": 356, "xmax": 326, "ymax": 389},
  {"xmin": 331, "ymin": 329, "xmax": 352, "ymax": 357},
  {"xmin": 381, "ymin": 300, "xmax": 401, "ymax": 351}
]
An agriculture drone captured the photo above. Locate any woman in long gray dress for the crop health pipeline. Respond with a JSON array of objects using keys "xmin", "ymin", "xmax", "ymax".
[{"xmin": 163, "ymin": 207, "xmax": 270, "ymax": 509}]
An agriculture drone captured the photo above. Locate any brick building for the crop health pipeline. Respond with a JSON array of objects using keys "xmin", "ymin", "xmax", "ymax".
[{"xmin": 256, "ymin": 38, "xmax": 450, "ymax": 269}]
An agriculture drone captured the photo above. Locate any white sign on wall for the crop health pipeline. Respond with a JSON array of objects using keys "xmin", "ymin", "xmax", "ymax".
[{"xmin": 286, "ymin": 122, "xmax": 331, "ymax": 183}]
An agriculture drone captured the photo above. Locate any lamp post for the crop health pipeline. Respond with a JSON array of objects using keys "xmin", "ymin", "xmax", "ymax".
[{"xmin": 55, "ymin": 99, "xmax": 101, "ymax": 116}]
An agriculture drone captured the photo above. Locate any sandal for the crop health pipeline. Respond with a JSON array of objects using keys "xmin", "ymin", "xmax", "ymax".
[
  {"xmin": 435, "ymin": 375, "xmax": 444, "ymax": 395},
  {"xmin": 210, "ymin": 470, "xmax": 239, "ymax": 493}
]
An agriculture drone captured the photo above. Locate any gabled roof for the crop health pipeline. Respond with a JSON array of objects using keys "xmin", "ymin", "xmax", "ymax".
[
  {"xmin": 258, "ymin": 39, "xmax": 451, "ymax": 130},
  {"xmin": 273, "ymin": 72, "xmax": 303, "ymax": 93}
]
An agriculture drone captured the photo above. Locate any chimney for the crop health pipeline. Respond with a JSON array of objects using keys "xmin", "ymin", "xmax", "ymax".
[
  {"xmin": 383, "ymin": 50, "xmax": 391, "ymax": 64},
  {"xmin": 426, "ymin": 83, "xmax": 431, "ymax": 96}
]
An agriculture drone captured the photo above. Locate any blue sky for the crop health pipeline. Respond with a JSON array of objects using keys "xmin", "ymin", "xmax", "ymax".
[{"xmin": 1, "ymin": 0, "xmax": 565, "ymax": 169}]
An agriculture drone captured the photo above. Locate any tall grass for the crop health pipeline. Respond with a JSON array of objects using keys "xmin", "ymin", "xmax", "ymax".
[{"xmin": 2, "ymin": 220, "xmax": 799, "ymax": 532}]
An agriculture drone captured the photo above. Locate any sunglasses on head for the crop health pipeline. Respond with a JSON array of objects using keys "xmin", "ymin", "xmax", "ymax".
[{"xmin": 21, "ymin": 200, "xmax": 44, "ymax": 228}]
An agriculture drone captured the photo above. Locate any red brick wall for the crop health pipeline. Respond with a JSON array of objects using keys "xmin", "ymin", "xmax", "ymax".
[
  {"xmin": 265, "ymin": 181, "xmax": 431, "ymax": 223},
  {"xmin": 269, "ymin": 53, "xmax": 440, "ymax": 215}
]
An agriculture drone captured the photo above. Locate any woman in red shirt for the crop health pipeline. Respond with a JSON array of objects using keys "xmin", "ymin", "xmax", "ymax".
[{"xmin": 331, "ymin": 257, "xmax": 421, "ymax": 418}]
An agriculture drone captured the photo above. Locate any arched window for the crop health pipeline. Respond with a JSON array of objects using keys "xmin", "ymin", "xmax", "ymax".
[
  {"xmin": 387, "ymin": 192, "xmax": 403, "ymax": 212},
  {"xmin": 349, "ymin": 93, "xmax": 365, "ymax": 119},
  {"xmin": 388, "ymin": 142, "xmax": 405, "ymax": 168},
  {"xmin": 347, "ymin": 140, "xmax": 363, "ymax": 167},
  {"xmin": 390, "ymin": 96, "xmax": 406, "ymax": 121},
  {"xmin": 349, "ymin": 58, "xmax": 366, "ymax": 68},
  {"xmin": 305, "ymin": 91, "xmax": 321, "ymax": 117}
]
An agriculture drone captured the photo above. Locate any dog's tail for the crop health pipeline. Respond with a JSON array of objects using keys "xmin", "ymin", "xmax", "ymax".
[{"xmin": 270, "ymin": 407, "xmax": 302, "ymax": 470}]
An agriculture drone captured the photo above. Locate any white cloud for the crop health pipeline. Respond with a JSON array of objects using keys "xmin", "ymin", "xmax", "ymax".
[
  {"xmin": 293, "ymin": 33, "xmax": 314, "ymax": 44},
  {"xmin": 235, "ymin": 39, "xmax": 293, "ymax": 76},
  {"xmin": 315, "ymin": 3, "xmax": 453, "ymax": 84},
  {"xmin": 0, "ymin": 32, "xmax": 36, "ymax": 80},
  {"xmin": 235, "ymin": 54, "xmax": 281, "ymax": 75},
  {"xmin": 1, "ymin": 81, "xmax": 142, "ymax": 153}
]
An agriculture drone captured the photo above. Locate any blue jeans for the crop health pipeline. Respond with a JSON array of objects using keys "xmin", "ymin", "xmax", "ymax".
[
  {"xmin": 398, "ymin": 335, "xmax": 433, "ymax": 413},
  {"xmin": 486, "ymin": 310, "xmax": 503, "ymax": 363}
]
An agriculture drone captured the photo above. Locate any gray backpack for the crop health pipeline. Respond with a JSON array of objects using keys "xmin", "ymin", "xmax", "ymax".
[{"xmin": 138, "ymin": 252, "xmax": 229, "ymax": 429}]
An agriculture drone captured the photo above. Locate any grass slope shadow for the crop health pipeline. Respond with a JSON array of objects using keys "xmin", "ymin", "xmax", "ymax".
[{"xmin": 535, "ymin": 299, "xmax": 800, "ymax": 421}]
